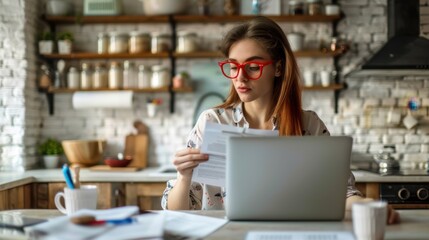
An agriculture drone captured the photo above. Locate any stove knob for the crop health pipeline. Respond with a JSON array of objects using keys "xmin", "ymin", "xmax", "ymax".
[
  {"xmin": 398, "ymin": 188, "xmax": 410, "ymax": 200},
  {"xmin": 417, "ymin": 188, "xmax": 429, "ymax": 200}
]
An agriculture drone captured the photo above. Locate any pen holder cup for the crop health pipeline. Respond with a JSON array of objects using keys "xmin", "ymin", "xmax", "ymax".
[{"xmin": 54, "ymin": 185, "xmax": 98, "ymax": 216}]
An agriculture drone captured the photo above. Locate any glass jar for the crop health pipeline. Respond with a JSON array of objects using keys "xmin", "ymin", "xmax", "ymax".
[
  {"xmin": 93, "ymin": 63, "xmax": 108, "ymax": 89},
  {"xmin": 108, "ymin": 32, "xmax": 128, "ymax": 54},
  {"xmin": 137, "ymin": 65, "xmax": 152, "ymax": 89},
  {"xmin": 67, "ymin": 67, "xmax": 80, "ymax": 89},
  {"xmin": 80, "ymin": 62, "xmax": 92, "ymax": 89},
  {"xmin": 306, "ymin": 0, "xmax": 323, "ymax": 15},
  {"xmin": 108, "ymin": 61, "xmax": 123, "ymax": 89},
  {"xmin": 129, "ymin": 31, "xmax": 151, "ymax": 54},
  {"xmin": 288, "ymin": 1, "xmax": 304, "ymax": 15},
  {"xmin": 151, "ymin": 32, "xmax": 171, "ymax": 54},
  {"xmin": 151, "ymin": 65, "xmax": 170, "ymax": 88},
  {"xmin": 176, "ymin": 31, "xmax": 198, "ymax": 53},
  {"xmin": 97, "ymin": 33, "xmax": 109, "ymax": 54},
  {"xmin": 123, "ymin": 60, "xmax": 137, "ymax": 89}
]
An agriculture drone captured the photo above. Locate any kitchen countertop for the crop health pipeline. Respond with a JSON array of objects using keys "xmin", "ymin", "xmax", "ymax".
[{"xmin": 1, "ymin": 168, "xmax": 429, "ymax": 191}]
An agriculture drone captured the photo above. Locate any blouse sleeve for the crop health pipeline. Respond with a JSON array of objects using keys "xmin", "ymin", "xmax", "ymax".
[{"xmin": 161, "ymin": 110, "xmax": 215, "ymax": 210}]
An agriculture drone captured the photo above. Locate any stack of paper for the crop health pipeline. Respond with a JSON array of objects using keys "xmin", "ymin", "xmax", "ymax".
[
  {"xmin": 25, "ymin": 207, "xmax": 228, "ymax": 240},
  {"xmin": 246, "ymin": 231, "xmax": 355, "ymax": 240}
]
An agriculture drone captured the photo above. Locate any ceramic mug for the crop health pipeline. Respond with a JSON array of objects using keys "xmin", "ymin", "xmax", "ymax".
[
  {"xmin": 287, "ymin": 33, "xmax": 304, "ymax": 51},
  {"xmin": 54, "ymin": 185, "xmax": 98, "ymax": 215}
]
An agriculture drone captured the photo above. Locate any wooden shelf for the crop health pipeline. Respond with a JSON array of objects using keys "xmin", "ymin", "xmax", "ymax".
[
  {"xmin": 41, "ymin": 50, "xmax": 344, "ymax": 60},
  {"xmin": 48, "ymin": 86, "xmax": 169, "ymax": 93},
  {"xmin": 41, "ymin": 52, "xmax": 169, "ymax": 59},
  {"xmin": 172, "ymin": 86, "xmax": 193, "ymax": 93},
  {"xmin": 42, "ymin": 14, "xmax": 342, "ymax": 25},
  {"xmin": 302, "ymin": 84, "xmax": 344, "ymax": 91},
  {"xmin": 174, "ymin": 15, "xmax": 341, "ymax": 23},
  {"xmin": 42, "ymin": 15, "xmax": 169, "ymax": 24}
]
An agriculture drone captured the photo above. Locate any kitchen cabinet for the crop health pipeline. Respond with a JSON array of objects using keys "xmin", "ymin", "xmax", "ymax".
[
  {"xmin": 0, "ymin": 184, "xmax": 32, "ymax": 210},
  {"xmin": 125, "ymin": 182, "xmax": 165, "ymax": 211},
  {"xmin": 40, "ymin": 13, "xmax": 346, "ymax": 114},
  {"xmin": 33, "ymin": 182, "xmax": 125, "ymax": 209}
]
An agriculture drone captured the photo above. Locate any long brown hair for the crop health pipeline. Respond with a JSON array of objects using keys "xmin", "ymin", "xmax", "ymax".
[{"xmin": 216, "ymin": 16, "xmax": 303, "ymax": 136}]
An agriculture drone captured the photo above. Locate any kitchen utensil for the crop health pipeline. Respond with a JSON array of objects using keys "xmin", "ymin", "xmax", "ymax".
[
  {"xmin": 124, "ymin": 120, "xmax": 149, "ymax": 168},
  {"xmin": 373, "ymin": 145, "xmax": 400, "ymax": 170},
  {"xmin": 73, "ymin": 166, "xmax": 80, "ymax": 188},
  {"xmin": 62, "ymin": 140, "xmax": 106, "ymax": 167}
]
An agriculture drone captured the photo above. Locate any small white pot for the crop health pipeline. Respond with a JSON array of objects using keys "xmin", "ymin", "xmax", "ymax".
[
  {"xmin": 39, "ymin": 40, "xmax": 54, "ymax": 54},
  {"xmin": 58, "ymin": 40, "xmax": 72, "ymax": 54},
  {"xmin": 46, "ymin": 0, "xmax": 72, "ymax": 16},
  {"xmin": 43, "ymin": 155, "xmax": 60, "ymax": 169}
]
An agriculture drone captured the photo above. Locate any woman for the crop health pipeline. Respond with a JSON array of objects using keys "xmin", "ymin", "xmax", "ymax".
[{"xmin": 162, "ymin": 16, "xmax": 399, "ymax": 224}]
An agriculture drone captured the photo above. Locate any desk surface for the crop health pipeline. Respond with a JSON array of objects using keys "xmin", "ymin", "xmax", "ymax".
[{"xmin": 1, "ymin": 209, "xmax": 429, "ymax": 239}]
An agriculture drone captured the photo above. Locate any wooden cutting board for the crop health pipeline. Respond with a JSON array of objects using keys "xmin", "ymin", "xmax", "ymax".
[
  {"xmin": 124, "ymin": 134, "xmax": 149, "ymax": 168},
  {"xmin": 89, "ymin": 165, "xmax": 140, "ymax": 172}
]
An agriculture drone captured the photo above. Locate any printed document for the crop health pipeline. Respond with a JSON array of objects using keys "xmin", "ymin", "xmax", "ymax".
[
  {"xmin": 192, "ymin": 122, "xmax": 278, "ymax": 187},
  {"xmin": 246, "ymin": 231, "xmax": 355, "ymax": 240}
]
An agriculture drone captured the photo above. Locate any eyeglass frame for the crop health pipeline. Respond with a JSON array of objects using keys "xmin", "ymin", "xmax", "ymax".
[{"xmin": 218, "ymin": 60, "xmax": 274, "ymax": 80}]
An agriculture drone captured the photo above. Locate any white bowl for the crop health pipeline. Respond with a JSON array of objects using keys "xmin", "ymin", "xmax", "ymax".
[
  {"xmin": 140, "ymin": 0, "xmax": 188, "ymax": 16},
  {"xmin": 46, "ymin": 0, "xmax": 72, "ymax": 16}
]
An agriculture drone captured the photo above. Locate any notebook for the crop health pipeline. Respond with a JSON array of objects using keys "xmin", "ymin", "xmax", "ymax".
[{"xmin": 225, "ymin": 136, "xmax": 352, "ymax": 221}]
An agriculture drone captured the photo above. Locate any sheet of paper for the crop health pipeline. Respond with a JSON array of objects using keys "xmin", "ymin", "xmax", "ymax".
[
  {"xmin": 193, "ymin": 122, "xmax": 278, "ymax": 187},
  {"xmin": 163, "ymin": 210, "xmax": 228, "ymax": 239},
  {"xmin": 246, "ymin": 231, "xmax": 355, "ymax": 240}
]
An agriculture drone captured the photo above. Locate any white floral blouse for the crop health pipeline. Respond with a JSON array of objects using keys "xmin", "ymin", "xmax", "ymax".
[{"xmin": 161, "ymin": 103, "xmax": 362, "ymax": 210}]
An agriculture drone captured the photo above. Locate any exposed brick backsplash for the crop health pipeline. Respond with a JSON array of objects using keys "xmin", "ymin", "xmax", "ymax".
[{"xmin": 1, "ymin": 0, "xmax": 429, "ymax": 171}]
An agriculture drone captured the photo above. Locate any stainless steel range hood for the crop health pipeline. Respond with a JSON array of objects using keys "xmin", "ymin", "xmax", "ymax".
[{"xmin": 348, "ymin": 0, "xmax": 429, "ymax": 77}]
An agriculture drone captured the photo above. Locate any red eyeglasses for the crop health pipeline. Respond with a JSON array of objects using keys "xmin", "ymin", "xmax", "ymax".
[{"xmin": 218, "ymin": 60, "xmax": 273, "ymax": 80}]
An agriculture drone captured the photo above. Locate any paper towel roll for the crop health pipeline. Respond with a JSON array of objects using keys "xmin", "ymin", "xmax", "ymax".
[{"xmin": 72, "ymin": 91, "xmax": 134, "ymax": 109}]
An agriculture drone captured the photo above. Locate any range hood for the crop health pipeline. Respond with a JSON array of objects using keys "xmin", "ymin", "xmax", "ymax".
[{"xmin": 349, "ymin": 0, "xmax": 429, "ymax": 77}]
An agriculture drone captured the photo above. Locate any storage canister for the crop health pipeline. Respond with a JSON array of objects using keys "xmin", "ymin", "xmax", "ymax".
[
  {"xmin": 151, "ymin": 65, "xmax": 170, "ymax": 88},
  {"xmin": 288, "ymin": 1, "xmax": 304, "ymax": 15},
  {"xmin": 108, "ymin": 61, "xmax": 123, "ymax": 89},
  {"xmin": 123, "ymin": 60, "xmax": 137, "ymax": 89},
  {"xmin": 80, "ymin": 62, "xmax": 92, "ymax": 89},
  {"xmin": 67, "ymin": 67, "xmax": 80, "ymax": 89},
  {"xmin": 108, "ymin": 32, "xmax": 128, "ymax": 54},
  {"xmin": 287, "ymin": 32, "xmax": 304, "ymax": 51},
  {"xmin": 151, "ymin": 32, "xmax": 171, "ymax": 53},
  {"xmin": 97, "ymin": 33, "xmax": 109, "ymax": 54},
  {"xmin": 306, "ymin": 0, "xmax": 323, "ymax": 15},
  {"xmin": 176, "ymin": 31, "xmax": 198, "ymax": 53},
  {"xmin": 137, "ymin": 65, "xmax": 152, "ymax": 89},
  {"xmin": 129, "ymin": 31, "xmax": 150, "ymax": 54},
  {"xmin": 92, "ymin": 63, "xmax": 108, "ymax": 89}
]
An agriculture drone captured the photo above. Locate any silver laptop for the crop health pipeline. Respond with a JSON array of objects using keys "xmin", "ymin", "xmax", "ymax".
[{"xmin": 225, "ymin": 136, "xmax": 352, "ymax": 221}]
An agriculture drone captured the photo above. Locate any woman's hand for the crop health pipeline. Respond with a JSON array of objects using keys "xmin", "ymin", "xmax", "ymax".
[
  {"xmin": 387, "ymin": 204, "xmax": 400, "ymax": 224},
  {"xmin": 173, "ymin": 148, "xmax": 209, "ymax": 180}
]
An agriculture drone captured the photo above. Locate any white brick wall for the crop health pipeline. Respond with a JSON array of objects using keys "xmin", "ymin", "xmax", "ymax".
[{"xmin": 2, "ymin": 0, "xmax": 429, "ymax": 171}]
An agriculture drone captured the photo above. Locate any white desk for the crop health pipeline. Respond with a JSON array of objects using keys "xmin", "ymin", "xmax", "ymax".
[{"xmin": 1, "ymin": 209, "xmax": 428, "ymax": 239}]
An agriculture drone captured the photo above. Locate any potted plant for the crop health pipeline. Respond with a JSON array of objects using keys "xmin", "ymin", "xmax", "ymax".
[
  {"xmin": 57, "ymin": 31, "xmax": 73, "ymax": 54},
  {"xmin": 38, "ymin": 138, "xmax": 64, "ymax": 169},
  {"xmin": 38, "ymin": 31, "xmax": 54, "ymax": 54}
]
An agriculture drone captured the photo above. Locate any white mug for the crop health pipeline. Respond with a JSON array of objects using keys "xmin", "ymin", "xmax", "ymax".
[
  {"xmin": 54, "ymin": 185, "xmax": 98, "ymax": 215},
  {"xmin": 352, "ymin": 201, "xmax": 387, "ymax": 240},
  {"xmin": 325, "ymin": 4, "xmax": 340, "ymax": 15},
  {"xmin": 287, "ymin": 33, "xmax": 304, "ymax": 51},
  {"xmin": 320, "ymin": 70, "xmax": 332, "ymax": 87},
  {"xmin": 303, "ymin": 70, "xmax": 314, "ymax": 87}
]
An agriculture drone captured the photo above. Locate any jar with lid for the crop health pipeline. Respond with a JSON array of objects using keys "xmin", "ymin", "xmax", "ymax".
[
  {"xmin": 92, "ymin": 63, "xmax": 108, "ymax": 89},
  {"xmin": 67, "ymin": 67, "xmax": 80, "ymax": 89},
  {"xmin": 137, "ymin": 65, "xmax": 152, "ymax": 89},
  {"xmin": 123, "ymin": 60, "xmax": 137, "ymax": 89},
  {"xmin": 151, "ymin": 65, "xmax": 170, "ymax": 88},
  {"xmin": 176, "ymin": 31, "xmax": 198, "ymax": 53},
  {"xmin": 108, "ymin": 32, "xmax": 128, "ymax": 54},
  {"xmin": 108, "ymin": 61, "xmax": 123, "ymax": 89},
  {"xmin": 151, "ymin": 32, "xmax": 171, "ymax": 54},
  {"xmin": 288, "ymin": 1, "xmax": 304, "ymax": 15},
  {"xmin": 306, "ymin": 0, "xmax": 323, "ymax": 15},
  {"xmin": 97, "ymin": 33, "xmax": 109, "ymax": 54},
  {"xmin": 80, "ymin": 62, "xmax": 92, "ymax": 89},
  {"xmin": 129, "ymin": 31, "xmax": 150, "ymax": 54}
]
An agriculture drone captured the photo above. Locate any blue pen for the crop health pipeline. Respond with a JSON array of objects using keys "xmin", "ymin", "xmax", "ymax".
[{"xmin": 62, "ymin": 164, "xmax": 75, "ymax": 189}]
